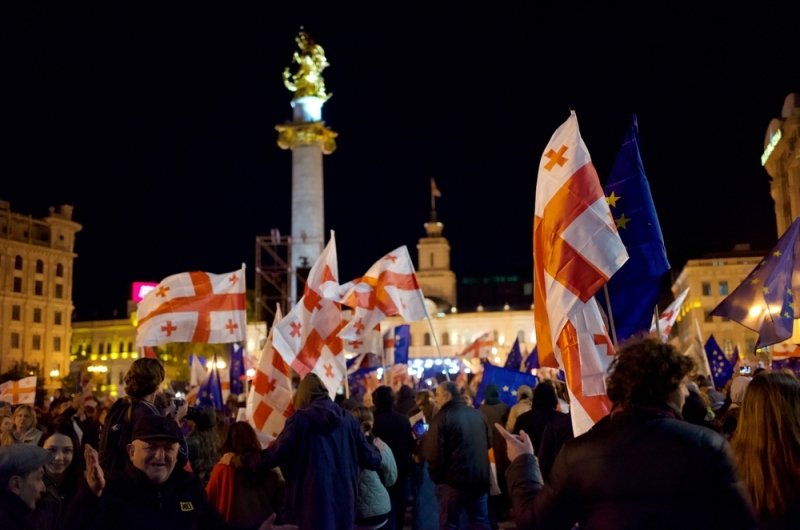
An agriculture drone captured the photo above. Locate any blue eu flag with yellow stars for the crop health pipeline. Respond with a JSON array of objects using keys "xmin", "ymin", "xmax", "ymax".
[
  {"xmin": 705, "ymin": 334, "xmax": 734, "ymax": 389},
  {"xmin": 198, "ymin": 355, "xmax": 224, "ymax": 410},
  {"xmin": 600, "ymin": 115, "xmax": 670, "ymax": 343},
  {"xmin": 475, "ymin": 362, "xmax": 538, "ymax": 408},
  {"xmin": 711, "ymin": 217, "xmax": 800, "ymax": 348},
  {"xmin": 229, "ymin": 344, "xmax": 246, "ymax": 395},
  {"xmin": 504, "ymin": 338, "xmax": 523, "ymax": 371}
]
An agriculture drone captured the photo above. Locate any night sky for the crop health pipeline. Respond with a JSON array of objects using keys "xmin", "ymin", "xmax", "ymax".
[{"xmin": 2, "ymin": 5, "xmax": 798, "ymax": 319}]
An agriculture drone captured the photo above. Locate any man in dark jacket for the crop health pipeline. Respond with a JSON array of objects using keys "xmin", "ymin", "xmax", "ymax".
[
  {"xmin": 243, "ymin": 372, "xmax": 382, "ymax": 530},
  {"xmin": 67, "ymin": 415, "xmax": 285, "ymax": 530},
  {"xmin": 423, "ymin": 381, "xmax": 491, "ymax": 530},
  {"xmin": 497, "ymin": 337, "xmax": 758, "ymax": 530},
  {"xmin": 0, "ymin": 444, "xmax": 52, "ymax": 530}
]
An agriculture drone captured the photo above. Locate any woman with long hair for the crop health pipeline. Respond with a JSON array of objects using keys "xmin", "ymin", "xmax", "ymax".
[
  {"xmin": 732, "ymin": 370, "xmax": 800, "ymax": 528},
  {"xmin": 206, "ymin": 421, "xmax": 285, "ymax": 527},
  {"xmin": 31, "ymin": 417, "xmax": 84, "ymax": 530},
  {"xmin": 12, "ymin": 404, "xmax": 42, "ymax": 445}
]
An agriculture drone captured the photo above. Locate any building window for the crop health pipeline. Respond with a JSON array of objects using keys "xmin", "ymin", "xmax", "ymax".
[
  {"xmin": 56, "ymin": 263, "xmax": 64, "ymax": 277},
  {"xmin": 35, "ymin": 281, "xmax": 43, "ymax": 296},
  {"xmin": 118, "ymin": 342, "xmax": 124, "ymax": 353},
  {"xmin": 11, "ymin": 305, "xmax": 20, "ymax": 321},
  {"xmin": 35, "ymin": 259, "xmax": 44, "ymax": 274},
  {"xmin": 99, "ymin": 343, "xmax": 105, "ymax": 355},
  {"xmin": 33, "ymin": 308, "xmax": 42, "ymax": 323},
  {"xmin": 719, "ymin": 281, "xmax": 729, "ymax": 295},
  {"xmin": 701, "ymin": 282, "xmax": 712, "ymax": 296},
  {"xmin": 119, "ymin": 372, "xmax": 124, "ymax": 385},
  {"xmin": 86, "ymin": 344, "xmax": 92, "ymax": 355},
  {"xmin": 10, "ymin": 333, "xmax": 20, "ymax": 349},
  {"xmin": 127, "ymin": 341, "xmax": 133, "ymax": 353},
  {"xmin": 32, "ymin": 335, "xmax": 41, "ymax": 350},
  {"xmin": 704, "ymin": 311, "xmax": 714, "ymax": 323},
  {"xmin": 54, "ymin": 311, "xmax": 62, "ymax": 325},
  {"xmin": 441, "ymin": 332, "xmax": 450, "ymax": 346},
  {"xmin": 13, "ymin": 277, "xmax": 22, "ymax": 293},
  {"xmin": 53, "ymin": 337, "xmax": 62, "ymax": 352},
  {"xmin": 430, "ymin": 253, "xmax": 434, "ymax": 268},
  {"xmin": 55, "ymin": 284, "xmax": 64, "ymax": 299},
  {"xmin": 424, "ymin": 332, "xmax": 431, "ymax": 346},
  {"xmin": 14, "ymin": 256, "xmax": 22, "ymax": 270}
]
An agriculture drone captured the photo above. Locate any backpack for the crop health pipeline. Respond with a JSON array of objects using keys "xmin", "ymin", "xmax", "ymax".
[{"xmin": 98, "ymin": 396, "xmax": 134, "ymax": 474}]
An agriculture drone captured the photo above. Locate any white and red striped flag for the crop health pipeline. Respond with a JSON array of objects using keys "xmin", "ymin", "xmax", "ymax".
[
  {"xmin": 248, "ymin": 305, "xmax": 294, "ymax": 439},
  {"xmin": 323, "ymin": 245, "xmax": 427, "ymax": 345},
  {"xmin": 533, "ymin": 112, "xmax": 629, "ymax": 436},
  {"xmin": 272, "ymin": 232, "xmax": 346, "ymax": 399},
  {"xmin": 650, "ymin": 287, "xmax": 690, "ymax": 342},
  {"xmin": 135, "ymin": 265, "xmax": 247, "ymax": 347},
  {"xmin": 458, "ymin": 332, "xmax": 495, "ymax": 359},
  {"xmin": 0, "ymin": 376, "xmax": 36, "ymax": 405}
]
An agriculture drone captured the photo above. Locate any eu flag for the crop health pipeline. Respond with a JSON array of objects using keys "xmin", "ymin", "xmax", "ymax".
[
  {"xmin": 600, "ymin": 115, "xmax": 670, "ymax": 343},
  {"xmin": 198, "ymin": 355, "xmax": 224, "ymax": 410},
  {"xmin": 393, "ymin": 325, "xmax": 411, "ymax": 365},
  {"xmin": 504, "ymin": 338, "xmax": 522, "ymax": 371},
  {"xmin": 475, "ymin": 362, "xmax": 538, "ymax": 408},
  {"xmin": 524, "ymin": 346, "xmax": 539, "ymax": 372},
  {"xmin": 705, "ymin": 335, "xmax": 734, "ymax": 389},
  {"xmin": 229, "ymin": 344, "xmax": 246, "ymax": 395},
  {"xmin": 711, "ymin": 217, "xmax": 800, "ymax": 348}
]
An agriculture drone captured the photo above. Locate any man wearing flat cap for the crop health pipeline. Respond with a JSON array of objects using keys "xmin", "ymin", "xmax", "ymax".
[
  {"xmin": 0, "ymin": 444, "xmax": 52, "ymax": 529},
  {"xmin": 66, "ymin": 415, "xmax": 294, "ymax": 530}
]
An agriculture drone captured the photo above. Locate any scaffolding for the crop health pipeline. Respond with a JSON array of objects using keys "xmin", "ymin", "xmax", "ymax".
[{"xmin": 255, "ymin": 230, "xmax": 292, "ymax": 324}]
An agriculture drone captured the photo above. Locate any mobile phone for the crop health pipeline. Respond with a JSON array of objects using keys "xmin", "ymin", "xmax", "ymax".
[{"xmin": 413, "ymin": 420, "xmax": 429, "ymax": 437}]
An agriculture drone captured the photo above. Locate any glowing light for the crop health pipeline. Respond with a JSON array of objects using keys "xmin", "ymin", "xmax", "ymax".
[
  {"xmin": 49, "ymin": 369, "xmax": 60, "ymax": 378},
  {"xmin": 88, "ymin": 365, "xmax": 108, "ymax": 373},
  {"xmin": 207, "ymin": 360, "xmax": 227, "ymax": 369},
  {"xmin": 246, "ymin": 368, "xmax": 256, "ymax": 378},
  {"xmin": 748, "ymin": 306, "xmax": 764, "ymax": 319}
]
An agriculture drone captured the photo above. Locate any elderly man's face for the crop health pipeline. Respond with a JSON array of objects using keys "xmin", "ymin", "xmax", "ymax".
[
  {"xmin": 127, "ymin": 439, "xmax": 179, "ymax": 484},
  {"xmin": 10, "ymin": 467, "xmax": 46, "ymax": 509}
]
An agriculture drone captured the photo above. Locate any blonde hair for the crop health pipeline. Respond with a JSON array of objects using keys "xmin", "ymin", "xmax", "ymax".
[
  {"xmin": 13, "ymin": 404, "xmax": 37, "ymax": 430},
  {"xmin": 731, "ymin": 371, "xmax": 800, "ymax": 520}
]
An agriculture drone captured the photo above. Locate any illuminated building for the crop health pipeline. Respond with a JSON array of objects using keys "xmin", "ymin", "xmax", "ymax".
[
  {"xmin": 762, "ymin": 93, "xmax": 800, "ymax": 237},
  {"xmin": 0, "ymin": 201, "xmax": 81, "ymax": 391}
]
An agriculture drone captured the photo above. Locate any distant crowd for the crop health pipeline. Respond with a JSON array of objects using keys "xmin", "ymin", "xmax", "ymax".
[{"xmin": 1, "ymin": 335, "xmax": 799, "ymax": 529}]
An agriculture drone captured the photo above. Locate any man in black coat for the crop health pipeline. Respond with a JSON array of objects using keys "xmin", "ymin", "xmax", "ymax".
[
  {"xmin": 497, "ymin": 337, "xmax": 758, "ymax": 530},
  {"xmin": 67, "ymin": 415, "xmax": 289, "ymax": 530},
  {"xmin": 0, "ymin": 444, "xmax": 52, "ymax": 530},
  {"xmin": 422, "ymin": 381, "xmax": 491, "ymax": 530}
]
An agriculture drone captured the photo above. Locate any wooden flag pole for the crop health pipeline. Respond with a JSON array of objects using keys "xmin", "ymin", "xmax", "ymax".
[{"xmin": 603, "ymin": 285, "xmax": 619, "ymax": 348}]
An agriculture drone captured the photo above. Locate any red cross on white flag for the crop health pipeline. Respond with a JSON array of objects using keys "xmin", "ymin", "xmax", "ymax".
[
  {"xmin": 247, "ymin": 305, "xmax": 294, "ymax": 440},
  {"xmin": 650, "ymin": 287, "xmax": 690, "ymax": 343},
  {"xmin": 0, "ymin": 376, "xmax": 36, "ymax": 405},
  {"xmin": 533, "ymin": 112, "xmax": 628, "ymax": 436},
  {"xmin": 272, "ymin": 232, "xmax": 346, "ymax": 399},
  {"xmin": 322, "ymin": 245, "xmax": 427, "ymax": 344},
  {"xmin": 135, "ymin": 265, "xmax": 247, "ymax": 347},
  {"xmin": 458, "ymin": 332, "xmax": 495, "ymax": 359}
]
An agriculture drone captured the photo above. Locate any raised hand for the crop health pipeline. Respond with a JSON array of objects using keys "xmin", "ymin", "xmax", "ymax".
[
  {"xmin": 495, "ymin": 423, "xmax": 534, "ymax": 462},
  {"xmin": 84, "ymin": 444, "xmax": 106, "ymax": 496}
]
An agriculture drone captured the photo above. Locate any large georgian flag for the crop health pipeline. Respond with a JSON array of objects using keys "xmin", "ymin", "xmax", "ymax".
[
  {"xmin": 458, "ymin": 332, "xmax": 495, "ymax": 359},
  {"xmin": 0, "ymin": 376, "xmax": 36, "ymax": 405},
  {"xmin": 248, "ymin": 306, "xmax": 294, "ymax": 439},
  {"xmin": 322, "ymin": 245, "xmax": 427, "ymax": 348},
  {"xmin": 136, "ymin": 266, "xmax": 247, "ymax": 347},
  {"xmin": 533, "ymin": 112, "xmax": 628, "ymax": 436},
  {"xmin": 272, "ymin": 232, "xmax": 346, "ymax": 398}
]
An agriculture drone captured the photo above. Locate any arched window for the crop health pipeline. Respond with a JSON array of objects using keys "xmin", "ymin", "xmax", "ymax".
[
  {"xmin": 441, "ymin": 332, "xmax": 450, "ymax": 346},
  {"xmin": 424, "ymin": 332, "xmax": 431, "ymax": 346},
  {"xmin": 14, "ymin": 255, "xmax": 23, "ymax": 270},
  {"xmin": 56, "ymin": 263, "xmax": 64, "ymax": 277},
  {"xmin": 99, "ymin": 343, "xmax": 105, "ymax": 355},
  {"xmin": 35, "ymin": 260, "xmax": 44, "ymax": 273}
]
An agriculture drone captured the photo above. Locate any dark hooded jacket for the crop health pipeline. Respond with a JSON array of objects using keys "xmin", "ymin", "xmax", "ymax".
[{"xmin": 244, "ymin": 373, "xmax": 381, "ymax": 530}]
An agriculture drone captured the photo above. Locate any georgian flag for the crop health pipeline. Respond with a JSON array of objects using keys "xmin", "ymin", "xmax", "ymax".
[
  {"xmin": 650, "ymin": 287, "xmax": 690, "ymax": 342},
  {"xmin": 135, "ymin": 266, "xmax": 247, "ymax": 347},
  {"xmin": 272, "ymin": 232, "xmax": 346, "ymax": 399},
  {"xmin": 247, "ymin": 305, "xmax": 294, "ymax": 440},
  {"xmin": 533, "ymin": 112, "xmax": 628, "ymax": 436},
  {"xmin": 0, "ymin": 376, "xmax": 36, "ymax": 405}
]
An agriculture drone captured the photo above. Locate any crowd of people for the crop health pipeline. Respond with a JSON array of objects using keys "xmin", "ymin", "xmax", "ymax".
[{"xmin": 0, "ymin": 335, "xmax": 799, "ymax": 529}]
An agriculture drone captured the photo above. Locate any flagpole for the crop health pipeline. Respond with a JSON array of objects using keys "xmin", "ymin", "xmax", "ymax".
[
  {"xmin": 424, "ymin": 313, "xmax": 450, "ymax": 381},
  {"xmin": 653, "ymin": 304, "xmax": 661, "ymax": 340},
  {"xmin": 602, "ymin": 285, "xmax": 619, "ymax": 347}
]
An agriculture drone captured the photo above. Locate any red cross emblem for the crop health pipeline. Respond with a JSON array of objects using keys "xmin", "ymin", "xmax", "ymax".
[
  {"xmin": 161, "ymin": 320, "xmax": 177, "ymax": 337},
  {"xmin": 324, "ymin": 363, "xmax": 334, "ymax": 379},
  {"xmin": 544, "ymin": 145, "xmax": 569, "ymax": 171},
  {"xmin": 290, "ymin": 321, "xmax": 302, "ymax": 337},
  {"xmin": 384, "ymin": 254, "xmax": 398, "ymax": 263},
  {"xmin": 228, "ymin": 273, "xmax": 240, "ymax": 285},
  {"xmin": 348, "ymin": 340, "xmax": 363, "ymax": 349},
  {"xmin": 225, "ymin": 319, "xmax": 239, "ymax": 334},
  {"xmin": 353, "ymin": 319, "xmax": 365, "ymax": 335},
  {"xmin": 156, "ymin": 285, "xmax": 170, "ymax": 297}
]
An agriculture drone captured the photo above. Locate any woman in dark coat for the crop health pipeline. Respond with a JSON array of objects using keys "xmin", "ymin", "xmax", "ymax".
[{"xmin": 31, "ymin": 417, "xmax": 83, "ymax": 530}]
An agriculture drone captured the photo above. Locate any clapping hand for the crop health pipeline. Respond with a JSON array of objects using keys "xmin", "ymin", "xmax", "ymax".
[
  {"xmin": 84, "ymin": 444, "xmax": 106, "ymax": 496},
  {"xmin": 495, "ymin": 423, "xmax": 534, "ymax": 462}
]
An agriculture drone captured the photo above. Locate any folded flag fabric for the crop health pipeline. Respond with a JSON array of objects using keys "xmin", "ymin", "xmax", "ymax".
[
  {"xmin": 0, "ymin": 376, "xmax": 36, "ymax": 405},
  {"xmin": 650, "ymin": 287, "xmax": 689, "ymax": 342},
  {"xmin": 136, "ymin": 265, "xmax": 247, "ymax": 347}
]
